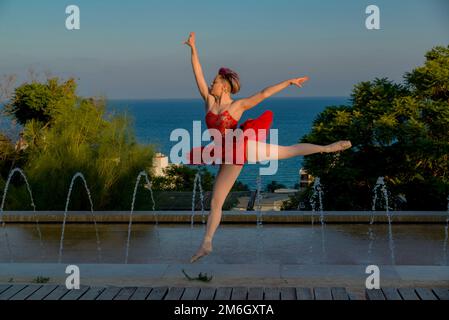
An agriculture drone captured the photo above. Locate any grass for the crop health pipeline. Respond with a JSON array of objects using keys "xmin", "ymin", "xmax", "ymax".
[
  {"xmin": 32, "ymin": 276, "xmax": 50, "ymax": 284},
  {"xmin": 182, "ymin": 269, "xmax": 213, "ymax": 282}
]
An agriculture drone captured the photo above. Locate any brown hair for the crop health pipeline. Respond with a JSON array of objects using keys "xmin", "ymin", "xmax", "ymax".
[{"xmin": 218, "ymin": 67, "xmax": 241, "ymax": 94}]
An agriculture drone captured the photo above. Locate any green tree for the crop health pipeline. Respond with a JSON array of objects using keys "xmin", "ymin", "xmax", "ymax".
[
  {"xmin": 283, "ymin": 45, "xmax": 449, "ymax": 211},
  {"xmin": 4, "ymin": 78, "xmax": 77, "ymax": 126},
  {"xmin": 1, "ymin": 77, "xmax": 156, "ymax": 211}
]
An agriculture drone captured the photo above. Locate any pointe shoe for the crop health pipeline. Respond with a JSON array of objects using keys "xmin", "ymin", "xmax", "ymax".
[
  {"xmin": 190, "ymin": 241, "xmax": 213, "ymax": 263},
  {"xmin": 324, "ymin": 140, "xmax": 352, "ymax": 153}
]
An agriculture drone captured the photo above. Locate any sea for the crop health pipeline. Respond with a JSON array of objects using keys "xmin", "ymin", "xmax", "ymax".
[
  {"xmin": 107, "ymin": 97, "xmax": 350, "ymax": 189},
  {"xmin": 1, "ymin": 97, "xmax": 350, "ymax": 189}
]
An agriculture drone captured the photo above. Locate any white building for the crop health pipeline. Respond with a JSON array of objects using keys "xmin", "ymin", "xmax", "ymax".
[{"xmin": 152, "ymin": 152, "xmax": 169, "ymax": 176}]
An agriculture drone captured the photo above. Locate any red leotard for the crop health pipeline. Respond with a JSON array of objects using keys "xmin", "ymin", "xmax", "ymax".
[{"xmin": 187, "ymin": 109, "xmax": 273, "ymax": 166}]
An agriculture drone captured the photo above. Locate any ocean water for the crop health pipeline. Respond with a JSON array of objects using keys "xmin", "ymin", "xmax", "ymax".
[
  {"xmin": 1, "ymin": 97, "xmax": 349, "ymax": 188},
  {"xmin": 107, "ymin": 97, "xmax": 350, "ymax": 189}
]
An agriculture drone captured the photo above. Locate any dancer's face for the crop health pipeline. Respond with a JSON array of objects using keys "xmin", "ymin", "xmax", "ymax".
[{"xmin": 209, "ymin": 75, "xmax": 229, "ymax": 97}]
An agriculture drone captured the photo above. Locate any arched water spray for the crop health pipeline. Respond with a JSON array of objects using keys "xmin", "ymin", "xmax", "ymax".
[
  {"xmin": 309, "ymin": 177, "xmax": 326, "ymax": 259},
  {"xmin": 255, "ymin": 174, "xmax": 263, "ymax": 226},
  {"xmin": 254, "ymin": 174, "xmax": 264, "ymax": 263},
  {"xmin": 443, "ymin": 195, "xmax": 449, "ymax": 265},
  {"xmin": 190, "ymin": 172, "xmax": 205, "ymax": 226},
  {"xmin": 125, "ymin": 171, "xmax": 157, "ymax": 264},
  {"xmin": 0, "ymin": 168, "xmax": 44, "ymax": 262},
  {"xmin": 310, "ymin": 178, "xmax": 324, "ymax": 225},
  {"xmin": 370, "ymin": 177, "xmax": 395, "ymax": 264},
  {"xmin": 370, "ymin": 177, "xmax": 391, "ymax": 224},
  {"xmin": 58, "ymin": 173, "xmax": 102, "ymax": 263}
]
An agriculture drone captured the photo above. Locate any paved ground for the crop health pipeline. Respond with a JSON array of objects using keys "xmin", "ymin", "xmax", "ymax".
[{"xmin": 1, "ymin": 263, "xmax": 448, "ymax": 291}]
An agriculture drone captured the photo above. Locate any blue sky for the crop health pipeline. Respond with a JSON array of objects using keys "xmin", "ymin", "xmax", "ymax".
[{"xmin": 0, "ymin": 0, "xmax": 448, "ymax": 99}]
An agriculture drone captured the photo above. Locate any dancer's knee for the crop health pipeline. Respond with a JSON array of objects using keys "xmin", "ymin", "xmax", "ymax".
[{"xmin": 210, "ymin": 196, "xmax": 225, "ymax": 210}]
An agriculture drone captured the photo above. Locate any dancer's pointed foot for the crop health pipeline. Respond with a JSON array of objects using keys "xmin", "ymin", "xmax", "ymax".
[
  {"xmin": 323, "ymin": 140, "xmax": 352, "ymax": 153},
  {"xmin": 190, "ymin": 239, "xmax": 213, "ymax": 263}
]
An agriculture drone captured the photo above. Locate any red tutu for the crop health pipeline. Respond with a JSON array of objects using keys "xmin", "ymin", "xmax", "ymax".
[{"xmin": 187, "ymin": 110, "xmax": 273, "ymax": 166}]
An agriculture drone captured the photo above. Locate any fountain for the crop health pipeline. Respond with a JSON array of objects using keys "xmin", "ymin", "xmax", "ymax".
[
  {"xmin": 310, "ymin": 177, "xmax": 324, "ymax": 225},
  {"xmin": 254, "ymin": 174, "xmax": 264, "ymax": 263},
  {"xmin": 125, "ymin": 171, "xmax": 157, "ymax": 264},
  {"xmin": 369, "ymin": 176, "xmax": 395, "ymax": 265},
  {"xmin": 58, "ymin": 172, "xmax": 102, "ymax": 263},
  {"xmin": 190, "ymin": 172, "xmax": 205, "ymax": 226},
  {"xmin": 370, "ymin": 177, "xmax": 391, "ymax": 224},
  {"xmin": 255, "ymin": 174, "xmax": 263, "ymax": 225},
  {"xmin": 309, "ymin": 177, "xmax": 326, "ymax": 259},
  {"xmin": 443, "ymin": 195, "xmax": 449, "ymax": 265},
  {"xmin": 0, "ymin": 168, "xmax": 44, "ymax": 262}
]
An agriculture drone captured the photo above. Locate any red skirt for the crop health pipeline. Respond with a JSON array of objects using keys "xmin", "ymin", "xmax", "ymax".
[{"xmin": 186, "ymin": 110, "xmax": 273, "ymax": 166}]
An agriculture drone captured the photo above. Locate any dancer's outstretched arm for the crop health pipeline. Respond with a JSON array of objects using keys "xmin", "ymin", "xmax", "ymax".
[
  {"xmin": 237, "ymin": 76, "xmax": 309, "ymax": 111},
  {"xmin": 184, "ymin": 32, "xmax": 211, "ymax": 102}
]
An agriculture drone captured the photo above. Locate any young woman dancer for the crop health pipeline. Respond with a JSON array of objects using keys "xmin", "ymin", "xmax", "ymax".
[{"xmin": 183, "ymin": 32, "xmax": 352, "ymax": 263}]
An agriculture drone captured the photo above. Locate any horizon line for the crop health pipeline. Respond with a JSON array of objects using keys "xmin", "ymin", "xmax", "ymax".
[{"xmin": 105, "ymin": 96, "xmax": 351, "ymax": 101}]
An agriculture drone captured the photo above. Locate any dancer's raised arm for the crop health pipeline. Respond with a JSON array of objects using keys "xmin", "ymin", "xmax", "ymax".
[
  {"xmin": 237, "ymin": 76, "xmax": 309, "ymax": 111},
  {"xmin": 184, "ymin": 32, "xmax": 210, "ymax": 102}
]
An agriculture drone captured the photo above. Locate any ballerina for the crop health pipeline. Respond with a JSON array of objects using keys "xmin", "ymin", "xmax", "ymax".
[{"xmin": 183, "ymin": 32, "xmax": 352, "ymax": 263}]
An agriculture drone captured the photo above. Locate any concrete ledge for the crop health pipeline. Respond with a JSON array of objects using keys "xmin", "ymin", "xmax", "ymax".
[
  {"xmin": 1, "ymin": 263, "xmax": 449, "ymax": 288},
  {"xmin": 1, "ymin": 211, "xmax": 448, "ymax": 224}
]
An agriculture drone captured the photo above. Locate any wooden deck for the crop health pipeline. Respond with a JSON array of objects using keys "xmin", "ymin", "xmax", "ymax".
[{"xmin": 0, "ymin": 284, "xmax": 448, "ymax": 300}]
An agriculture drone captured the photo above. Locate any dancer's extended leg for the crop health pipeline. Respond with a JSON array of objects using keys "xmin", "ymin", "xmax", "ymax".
[
  {"xmin": 246, "ymin": 140, "xmax": 352, "ymax": 162},
  {"xmin": 190, "ymin": 164, "xmax": 243, "ymax": 263}
]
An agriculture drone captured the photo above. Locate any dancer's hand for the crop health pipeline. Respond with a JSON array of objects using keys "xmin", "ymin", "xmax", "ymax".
[
  {"xmin": 290, "ymin": 76, "xmax": 309, "ymax": 88},
  {"xmin": 183, "ymin": 32, "xmax": 196, "ymax": 48}
]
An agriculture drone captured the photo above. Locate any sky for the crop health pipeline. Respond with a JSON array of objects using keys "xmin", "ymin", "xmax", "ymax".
[{"xmin": 0, "ymin": 0, "xmax": 448, "ymax": 99}]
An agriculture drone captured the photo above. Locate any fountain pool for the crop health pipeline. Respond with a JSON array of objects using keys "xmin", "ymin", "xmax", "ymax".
[{"xmin": 1, "ymin": 222, "xmax": 447, "ymax": 266}]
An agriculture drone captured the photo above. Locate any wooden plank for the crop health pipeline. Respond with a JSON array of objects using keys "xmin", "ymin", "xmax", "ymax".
[
  {"xmin": 365, "ymin": 289, "xmax": 386, "ymax": 301},
  {"xmin": 415, "ymin": 288, "xmax": 437, "ymax": 301},
  {"xmin": 114, "ymin": 287, "xmax": 137, "ymax": 301},
  {"xmin": 314, "ymin": 287, "xmax": 332, "ymax": 300},
  {"xmin": 0, "ymin": 284, "xmax": 12, "ymax": 295},
  {"xmin": 164, "ymin": 287, "xmax": 185, "ymax": 300},
  {"xmin": 27, "ymin": 285, "xmax": 58, "ymax": 300},
  {"xmin": 264, "ymin": 288, "xmax": 280, "ymax": 300},
  {"xmin": 96, "ymin": 287, "xmax": 122, "ymax": 300},
  {"xmin": 280, "ymin": 287, "xmax": 296, "ymax": 300},
  {"xmin": 0, "ymin": 284, "xmax": 27, "ymax": 300},
  {"xmin": 296, "ymin": 288, "xmax": 313, "ymax": 300},
  {"xmin": 61, "ymin": 286, "xmax": 90, "ymax": 300},
  {"xmin": 129, "ymin": 287, "xmax": 152, "ymax": 300},
  {"xmin": 398, "ymin": 288, "xmax": 419, "ymax": 301},
  {"xmin": 382, "ymin": 288, "xmax": 402, "ymax": 300},
  {"xmin": 147, "ymin": 287, "xmax": 168, "ymax": 300},
  {"xmin": 78, "ymin": 287, "xmax": 106, "ymax": 300},
  {"xmin": 9, "ymin": 285, "xmax": 42, "ymax": 300},
  {"xmin": 180, "ymin": 287, "xmax": 200, "ymax": 300},
  {"xmin": 432, "ymin": 288, "xmax": 449, "ymax": 300},
  {"xmin": 43, "ymin": 285, "xmax": 70, "ymax": 300},
  {"xmin": 331, "ymin": 287, "xmax": 349, "ymax": 300},
  {"xmin": 231, "ymin": 287, "xmax": 247, "ymax": 300},
  {"xmin": 214, "ymin": 287, "xmax": 232, "ymax": 300},
  {"xmin": 348, "ymin": 292, "xmax": 363, "ymax": 300},
  {"xmin": 197, "ymin": 288, "xmax": 216, "ymax": 300},
  {"xmin": 247, "ymin": 287, "xmax": 264, "ymax": 300}
]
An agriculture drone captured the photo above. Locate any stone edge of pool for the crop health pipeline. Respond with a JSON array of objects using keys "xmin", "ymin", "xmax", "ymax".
[
  {"xmin": 1, "ymin": 263, "xmax": 449, "ymax": 288},
  {"xmin": 1, "ymin": 211, "xmax": 448, "ymax": 223}
]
